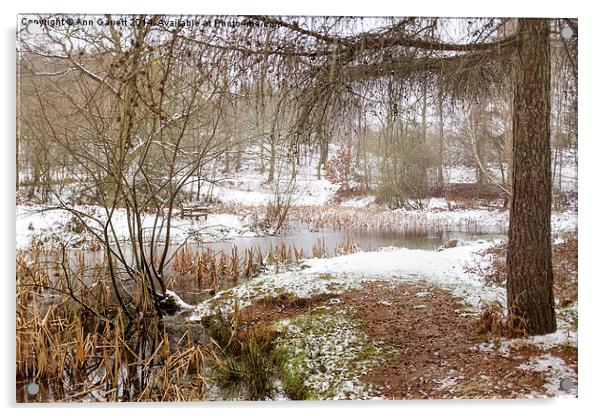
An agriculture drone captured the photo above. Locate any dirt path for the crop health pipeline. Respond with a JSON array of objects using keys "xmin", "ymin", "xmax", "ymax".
[
  {"xmin": 238, "ymin": 281, "xmax": 577, "ymax": 399},
  {"xmin": 343, "ymin": 282, "xmax": 577, "ymax": 398}
]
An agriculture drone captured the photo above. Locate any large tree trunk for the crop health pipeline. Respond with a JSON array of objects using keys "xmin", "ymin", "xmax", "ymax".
[
  {"xmin": 506, "ymin": 18, "xmax": 556, "ymax": 335},
  {"xmin": 437, "ymin": 90, "xmax": 444, "ymax": 195}
]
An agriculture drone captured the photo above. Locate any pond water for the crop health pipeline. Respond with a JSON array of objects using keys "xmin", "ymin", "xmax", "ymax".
[
  {"xmin": 201, "ymin": 226, "xmax": 506, "ymax": 256},
  {"xmin": 19, "ymin": 221, "xmax": 508, "ymax": 311},
  {"xmin": 160, "ymin": 226, "xmax": 506, "ymax": 305},
  {"xmin": 71, "ymin": 222, "xmax": 506, "ymax": 266},
  {"xmin": 53, "ymin": 224, "xmax": 507, "ymax": 305}
]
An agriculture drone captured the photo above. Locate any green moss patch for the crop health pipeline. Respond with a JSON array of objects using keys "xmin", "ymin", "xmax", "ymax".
[{"xmin": 273, "ymin": 307, "xmax": 393, "ymax": 400}]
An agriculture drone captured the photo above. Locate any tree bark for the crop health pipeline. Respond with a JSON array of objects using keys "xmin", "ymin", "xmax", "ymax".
[
  {"xmin": 506, "ymin": 18, "xmax": 556, "ymax": 335},
  {"xmin": 437, "ymin": 90, "xmax": 444, "ymax": 194}
]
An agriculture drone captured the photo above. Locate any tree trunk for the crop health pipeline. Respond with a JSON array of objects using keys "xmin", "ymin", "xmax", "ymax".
[
  {"xmin": 267, "ymin": 131, "xmax": 276, "ymax": 183},
  {"xmin": 317, "ymin": 136, "xmax": 328, "ymax": 180},
  {"xmin": 506, "ymin": 18, "xmax": 556, "ymax": 335},
  {"xmin": 420, "ymin": 74, "xmax": 428, "ymax": 195},
  {"xmin": 503, "ymin": 112, "xmax": 513, "ymax": 209},
  {"xmin": 437, "ymin": 90, "xmax": 444, "ymax": 194},
  {"xmin": 259, "ymin": 135, "xmax": 265, "ymax": 174}
]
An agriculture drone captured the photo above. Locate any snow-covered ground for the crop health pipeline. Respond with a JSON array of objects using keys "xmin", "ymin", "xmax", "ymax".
[
  {"xmin": 189, "ymin": 240, "xmax": 506, "ymax": 320},
  {"xmin": 16, "ymin": 201, "xmax": 577, "ymax": 250},
  {"xmin": 178, "ymin": 148, "xmax": 339, "ymax": 207},
  {"xmin": 15, "ymin": 204, "xmax": 257, "ymax": 249},
  {"xmin": 189, "ymin": 237, "xmax": 577, "ymax": 399},
  {"xmin": 209, "ymin": 176, "xmax": 338, "ymax": 206},
  {"xmin": 340, "ymin": 195, "xmax": 376, "ymax": 208},
  {"xmin": 554, "ymin": 154, "xmax": 578, "ymax": 193},
  {"xmin": 445, "ymin": 165, "xmax": 485, "ymax": 184},
  {"xmin": 518, "ymin": 354, "xmax": 577, "ymax": 397},
  {"xmin": 444, "ymin": 151, "xmax": 577, "ymax": 193},
  {"xmin": 274, "ymin": 308, "xmax": 390, "ymax": 400}
]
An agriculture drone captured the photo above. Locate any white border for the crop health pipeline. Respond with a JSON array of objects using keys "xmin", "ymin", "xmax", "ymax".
[{"xmin": 2, "ymin": 1, "xmax": 599, "ymax": 415}]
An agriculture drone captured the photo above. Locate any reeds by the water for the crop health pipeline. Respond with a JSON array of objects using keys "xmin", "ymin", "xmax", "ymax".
[
  {"xmin": 16, "ymin": 228, "xmax": 364, "ymax": 401},
  {"xmin": 16, "ymin": 247, "xmax": 209, "ymax": 402},
  {"xmin": 171, "ymin": 235, "xmax": 361, "ymax": 292},
  {"xmin": 291, "ymin": 205, "xmax": 487, "ymax": 234}
]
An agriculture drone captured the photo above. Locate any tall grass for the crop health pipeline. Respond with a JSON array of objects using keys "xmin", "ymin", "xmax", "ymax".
[
  {"xmin": 16, "ymin": 247, "xmax": 209, "ymax": 402},
  {"xmin": 16, "ymin": 230, "xmax": 365, "ymax": 401},
  {"xmin": 292, "ymin": 205, "xmax": 488, "ymax": 234},
  {"xmin": 205, "ymin": 305, "xmax": 277, "ymax": 400}
]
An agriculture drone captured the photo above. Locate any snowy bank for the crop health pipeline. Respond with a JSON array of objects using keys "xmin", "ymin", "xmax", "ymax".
[
  {"xmin": 16, "ymin": 204, "xmax": 256, "ymax": 249},
  {"xmin": 189, "ymin": 240, "xmax": 506, "ymax": 321}
]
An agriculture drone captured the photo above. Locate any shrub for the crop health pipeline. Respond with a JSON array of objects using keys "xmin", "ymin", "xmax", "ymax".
[{"xmin": 325, "ymin": 142, "xmax": 354, "ymax": 190}]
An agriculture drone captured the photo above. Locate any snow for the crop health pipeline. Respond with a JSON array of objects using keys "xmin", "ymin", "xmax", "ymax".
[
  {"xmin": 444, "ymin": 164, "xmax": 507, "ymax": 184},
  {"xmin": 551, "ymin": 210, "xmax": 578, "ymax": 236},
  {"xmin": 202, "ymin": 213, "xmax": 252, "ymax": 235},
  {"xmin": 443, "ymin": 157, "xmax": 577, "ymax": 194},
  {"xmin": 299, "ymin": 242, "xmax": 502, "ymax": 309},
  {"xmin": 340, "ymin": 195, "xmax": 376, "ymax": 208},
  {"xmin": 529, "ymin": 327, "xmax": 578, "ymax": 351},
  {"xmin": 209, "ymin": 177, "xmax": 338, "ymax": 207},
  {"xmin": 302, "ymin": 242, "xmax": 487, "ymax": 280},
  {"xmin": 274, "ymin": 308, "xmax": 387, "ymax": 400},
  {"xmin": 213, "ymin": 188, "xmax": 273, "ymax": 205},
  {"xmin": 269, "ymin": 379, "xmax": 290, "ymax": 401},
  {"xmin": 553, "ymin": 150, "xmax": 578, "ymax": 193},
  {"xmin": 189, "ymin": 240, "xmax": 507, "ymax": 321},
  {"xmin": 518, "ymin": 354, "xmax": 577, "ymax": 397},
  {"xmin": 213, "ymin": 185, "xmax": 336, "ymax": 206},
  {"xmin": 426, "ymin": 198, "xmax": 450, "ymax": 209},
  {"xmin": 183, "ymin": 150, "xmax": 339, "ymax": 207},
  {"xmin": 163, "ymin": 290, "xmax": 194, "ymax": 311},
  {"xmin": 434, "ymin": 376, "xmax": 458, "ymax": 392},
  {"xmin": 489, "ymin": 303, "xmax": 578, "ymax": 357},
  {"xmin": 16, "ymin": 204, "xmax": 256, "ymax": 249},
  {"xmin": 474, "ymin": 302, "xmax": 577, "ymax": 398},
  {"xmin": 444, "ymin": 165, "xmax": 479, "ymax": 184},
  {"xmin": 376, "ymin": 299, "xmax": 392, "ymax": 307}
]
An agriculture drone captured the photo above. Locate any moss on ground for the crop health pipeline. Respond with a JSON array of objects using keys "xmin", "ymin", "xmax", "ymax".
[{"xmin": 272, "ymin": 307, "xmax": 394, "ymax": 400}]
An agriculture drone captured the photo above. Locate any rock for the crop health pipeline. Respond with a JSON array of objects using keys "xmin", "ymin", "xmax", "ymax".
[
  {"xmin": 437, "ymin": 238, "xmax": 459, "ymax": 251},
  {"xmin": 158, "ymin": 290, "xmax": 194, "ymax": 315}
]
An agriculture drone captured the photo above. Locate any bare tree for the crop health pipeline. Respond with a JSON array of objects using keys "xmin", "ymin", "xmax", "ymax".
[{"xmin": 18, "ymin": 15, "xmax": 236, "ymax": 320}]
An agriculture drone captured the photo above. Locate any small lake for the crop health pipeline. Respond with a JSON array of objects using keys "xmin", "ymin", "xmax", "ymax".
[
  {"xmin": 42, "ymin": 225, "xmax": 507, "ymax": 306},
  {"xmin": 70, "ymin": 224, "xmax": 506, "ymax": 267},
  {"xmin": 201, "ymin": 226, "xmax": 506, "ymax": 256}
]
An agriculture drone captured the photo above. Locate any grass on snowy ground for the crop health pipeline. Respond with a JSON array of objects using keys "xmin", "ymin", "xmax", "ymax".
[{"xmin": 273, "ymin": 306, "xmax": 395, "ymax": 400}]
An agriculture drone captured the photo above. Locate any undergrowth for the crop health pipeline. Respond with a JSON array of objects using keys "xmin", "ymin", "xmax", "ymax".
[
  {"xmin": 204, "ymin": 310, "xmax": 278, "ymax": 400},
  {"xmin": 468, "ymin": 231, "xmax": 577, "ymax": 307}
]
